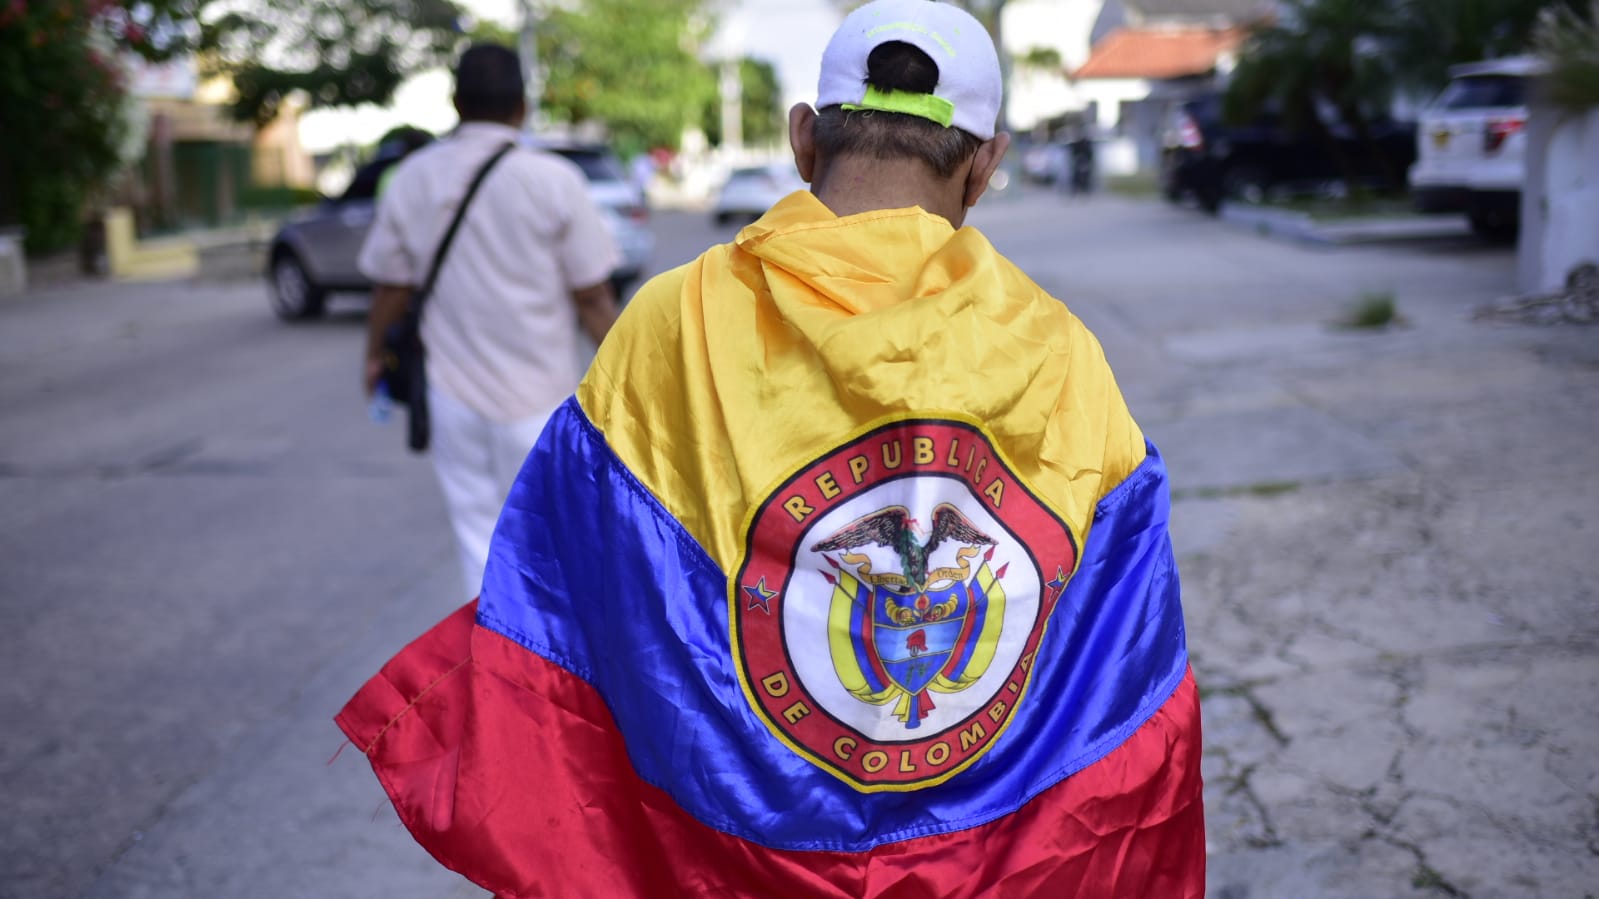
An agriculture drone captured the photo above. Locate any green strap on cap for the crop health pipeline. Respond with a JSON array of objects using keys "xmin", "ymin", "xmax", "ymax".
[{"xmin": 841, "ymin": 85, "xmax": 955, "ymax": 128}]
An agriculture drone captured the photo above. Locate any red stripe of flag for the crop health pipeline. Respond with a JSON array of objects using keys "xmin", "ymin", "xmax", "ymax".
[{"xmin": 337, "ymin": 602, "xmax": 1206, "ymax": 899}]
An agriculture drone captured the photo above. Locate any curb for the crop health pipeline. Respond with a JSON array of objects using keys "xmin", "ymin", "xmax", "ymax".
[{"xmin": 1219, "ymin": 203, "xmax": 1475, "ymax": 246}]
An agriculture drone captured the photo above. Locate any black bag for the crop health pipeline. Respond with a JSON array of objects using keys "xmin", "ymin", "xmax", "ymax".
[
  {"xmin": 380, "ymin": 141, "xmax": 516, "ymax": 452},
  {"xmin": 380, "ymin": 311, "xmax": 429, "ymax": 450}
]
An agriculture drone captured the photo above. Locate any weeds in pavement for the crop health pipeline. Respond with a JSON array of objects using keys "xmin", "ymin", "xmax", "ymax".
[
  {"xmin": 1343, "ymin": 291, "xmax": 1400, "ymax": 329},
  {"xmin": 1173, "ymin": 480, "xmax": 1302, "ymax": 501}
]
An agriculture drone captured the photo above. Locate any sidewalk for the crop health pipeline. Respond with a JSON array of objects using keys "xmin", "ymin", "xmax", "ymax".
[
  {"xmin": 1219, "ymin": 201, "xmax": 1475, "ymax": 246},
  {"xmin": 988, "ymin": 193, "xmax": 1598, "ymax": 898},
  {"xmin": 11, "ymin": 216, "xmax": 281, "ymax": 296}
]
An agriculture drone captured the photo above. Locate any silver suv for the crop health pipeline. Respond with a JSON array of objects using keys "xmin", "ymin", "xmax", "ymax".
[
  {"xmin": 1411, "ymin": 56, "xmax": 1544, "ymax": 240},
  {"xmin": 267, "ymin": 138, "xmax": 653, "ymax": 320}
]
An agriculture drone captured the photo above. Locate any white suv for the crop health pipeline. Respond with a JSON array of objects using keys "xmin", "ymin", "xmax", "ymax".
[{"xmin": 1411, "ymin": 56, "xmax": 1545, "ymax": 240}]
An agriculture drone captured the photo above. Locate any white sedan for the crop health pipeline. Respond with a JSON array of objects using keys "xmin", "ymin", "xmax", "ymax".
[{"xmin": 712, "ymin": 164, "xmax": 807, "ymax": 226}]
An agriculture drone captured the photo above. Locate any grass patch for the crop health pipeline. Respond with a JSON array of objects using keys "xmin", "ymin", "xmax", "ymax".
[
  {"xmin": 1103, "ymin": 173, "xmax": 1160, "ymax": 198},
  {"xmin": 1263, "ymin": 191, "xmax": 1414, "ymax": 222},
  {"xmin": 1342, "ymin": 290, "xmax": 1400, "ymax": 329}
]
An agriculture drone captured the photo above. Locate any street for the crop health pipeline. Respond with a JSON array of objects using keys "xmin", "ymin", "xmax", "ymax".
[{"xmin": 2, "ymin": 189, "xmax": 1596, "ymax": 898}]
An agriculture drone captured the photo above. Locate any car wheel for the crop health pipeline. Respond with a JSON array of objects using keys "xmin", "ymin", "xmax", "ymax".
[
  {"xmin": 269, "ymin": 251, "xmax": 326, "ymax": 321},
  {"xmin": 1467, "ymin": 210, "xmax": 1518, "ymax": 243},
  {"xmin": 1221, "ymin": 164, "xmax": 1270, "ymax": 205},
  {"xmin": 1161, "ymin": 174, "xmax": 1183, "ymax": 203}
]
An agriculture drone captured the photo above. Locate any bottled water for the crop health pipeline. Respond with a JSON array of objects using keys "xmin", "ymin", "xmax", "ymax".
[{"xmin": 368, "ymin": 380, "xmax": 395, "ymax": 424}]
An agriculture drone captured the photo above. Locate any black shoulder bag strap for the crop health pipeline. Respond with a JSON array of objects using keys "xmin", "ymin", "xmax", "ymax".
[
  {"xmin": 411, "ymin": 140, "xmax": 517, "ymax": 318},
  {"xmin": 395, "ymin": 140, "xmax": 515, "ymax": 452}
]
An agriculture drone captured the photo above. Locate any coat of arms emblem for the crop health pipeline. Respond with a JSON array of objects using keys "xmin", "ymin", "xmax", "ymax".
[{"xmin": 732, "ymin": 418, "xmax": 1078, "ymax": 791}]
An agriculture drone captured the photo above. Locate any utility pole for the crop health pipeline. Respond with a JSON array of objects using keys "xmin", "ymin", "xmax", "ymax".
[
  {"xmin": 714, "ymin": 13, "xmax": 745, "ymax": 154},
  {"xmin": 719, "ymin": 59, "xmax": 743, "ymax": 152},
  {"xmin": 517, "ymin": 0, "xmax": 542, "ymax": 127}
]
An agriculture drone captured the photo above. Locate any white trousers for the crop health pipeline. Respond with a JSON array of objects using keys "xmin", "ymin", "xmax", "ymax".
[{"xmin": 427, "ymin": 384, "xmax": 553, "ymax": 600}]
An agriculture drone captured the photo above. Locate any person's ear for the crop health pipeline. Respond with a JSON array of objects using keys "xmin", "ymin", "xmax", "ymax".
[
  {"xmin": 962, "ymin": 131, "xmax": 1011, "ymax": 207},
  {"xmin": 788, "ymin": 104, "xmax": 818, "ymax": 183}
]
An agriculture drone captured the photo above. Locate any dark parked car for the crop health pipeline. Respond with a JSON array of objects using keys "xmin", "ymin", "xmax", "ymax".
[
  {"xmin": 1160, "ymin": 94, "xmax": 1417, "ymax": 212},
  {"xmin": 266, "ymin": 130, "xmax": 432, "ymax": 320}
]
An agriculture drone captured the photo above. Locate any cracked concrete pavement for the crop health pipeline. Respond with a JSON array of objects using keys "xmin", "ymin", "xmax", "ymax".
[{"xmin": 973, "ymin": 193, "xmax": 1599, "ymax": 898}]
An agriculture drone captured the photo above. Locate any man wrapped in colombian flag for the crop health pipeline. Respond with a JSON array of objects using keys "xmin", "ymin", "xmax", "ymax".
[{"xmin": 337, "ymin": 1, "xmax": 1206, "ymax": 895}]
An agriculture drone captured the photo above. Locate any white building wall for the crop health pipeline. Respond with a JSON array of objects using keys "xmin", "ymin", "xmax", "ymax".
[
  {"xmin": 1002, "ymin": 0, "xmax": 1107, "ymax": 131},
  {"xmin": 1076, "ymin": 77, "xmax": 1151, "ymax": 130},
  {"xmin": 1079, "ymin": 77, "xmax": 1154, "ymax": 174},
  {"xmin": 1520, "ymin": 105, "xmax": 1599, "ymax": 294}
]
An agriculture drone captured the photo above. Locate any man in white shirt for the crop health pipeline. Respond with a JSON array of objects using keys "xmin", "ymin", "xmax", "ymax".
[{"xmin": 359, "ymin": 43, "xmax": 622, "ymax": 599}]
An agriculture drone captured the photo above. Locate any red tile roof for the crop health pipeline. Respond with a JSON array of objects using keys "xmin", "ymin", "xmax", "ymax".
[{"xmin": 1073, "ymin": 27, "xmax": 1245, "ymax": 80}]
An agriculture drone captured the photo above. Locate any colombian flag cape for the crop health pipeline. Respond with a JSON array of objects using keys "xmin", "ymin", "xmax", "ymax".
[{"xmin": 337, "ymin": 191, "xmax": 1204, "ymax": 897}]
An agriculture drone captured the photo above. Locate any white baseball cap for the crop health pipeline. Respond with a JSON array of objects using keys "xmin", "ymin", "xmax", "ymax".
[{"xmin": 816, "ymin": 0, "xmax": 1002, "ymax": 140}]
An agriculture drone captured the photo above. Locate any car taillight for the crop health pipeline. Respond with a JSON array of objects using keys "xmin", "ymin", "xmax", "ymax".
[
  {"xmin": 622, "ymin": 204, "xmax": 648, "ymax": 223},
  {"xmin": 1484, "ymin": 116, "xmax": 1524, "ymax": 154},
  {"xmin": 1177, "ymin": 113, "xmax": 1203, "ymax": 151}
]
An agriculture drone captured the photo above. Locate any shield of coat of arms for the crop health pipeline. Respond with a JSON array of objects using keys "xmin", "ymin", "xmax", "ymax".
[{"xmin": 812, "ymin": 503, "xmax": 1007, "ymax": 730}]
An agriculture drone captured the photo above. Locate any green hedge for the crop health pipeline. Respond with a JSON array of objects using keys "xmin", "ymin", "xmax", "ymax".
[{"xmin": 237, "ymin": 185, "xmax": 324, "ymax": 211}]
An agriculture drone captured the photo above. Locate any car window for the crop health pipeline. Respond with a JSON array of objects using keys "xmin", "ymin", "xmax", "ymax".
[
  {"xmin": 1187, "ymin": 95, "xmax": 1223, "ymax": 123},
  {"xmin": 1185, "ymin": 95, "xmax": 1286, "ymax": 130},
  {"xmin": 549, "ymin": 148, "xmax": 626, "ymax": 183},
  {"xmin": 1434, "ymin": 75, "xmax": 1527, "ymax": 110},
  {"xmin": 340, "ymin": 157, "xmax": 398, "ymax": 203}
]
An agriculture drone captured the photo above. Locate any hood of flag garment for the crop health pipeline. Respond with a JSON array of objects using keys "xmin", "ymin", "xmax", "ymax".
[{"xmin": 579, "ymin": 189, "xmax": 1149, "ymax": 574}]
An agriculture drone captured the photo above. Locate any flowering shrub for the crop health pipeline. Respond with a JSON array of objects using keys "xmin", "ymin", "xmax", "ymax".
[{"xmin": 0, "ymin": 0, "xmax": 144, "ymax": 254}]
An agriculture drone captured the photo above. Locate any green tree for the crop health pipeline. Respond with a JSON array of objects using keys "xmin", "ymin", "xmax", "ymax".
[
  {"xmin": 701, "ymin": 57, "xmax": 784, "ymax": 148},
  {"xmin": 1225, "ymin": 0, "xmax": 1416, "ymax": 190},
  {"xmin": 1534, "ymin": 1, "xmax": 1599, "ymax": 108},
  {"xmin": 197, "ymin": 0, "xmax": 467, "ymax": 126},
  {"xmin": 536, "ymin": 0, "xmax": 713, "ymax": 154},
  {"xmin": 0, "ymin": 0, "xmax": 171, "ymax": 254},
  {"xmin": 1224, "ymin": 0, "xmax": 1588, "ymax": 191},
  {"xmin": 1016, "ymin": 46, "xmax": 1062, "ymax": 71},
  {"xmin": 1389, "ymin": 0, "xmax": 1586, "ymax": 93}
]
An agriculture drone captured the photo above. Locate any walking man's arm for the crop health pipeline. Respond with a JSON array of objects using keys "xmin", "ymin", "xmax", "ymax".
[
  {"xmin": 571, "ymin": 279, "xmax": 619, "ymax": 346},
  {"xmin": 363, "ymin": 283, "xmax": 412, "ymax": 395}
]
